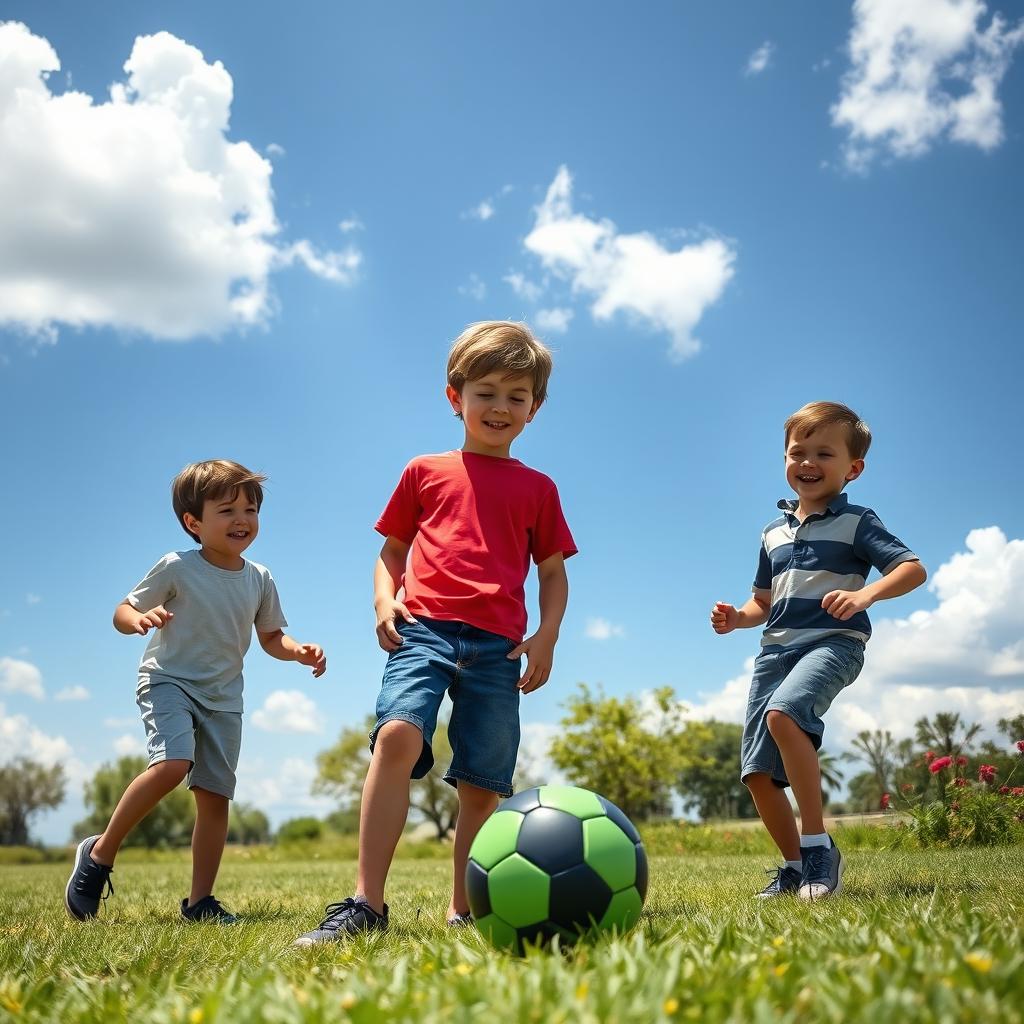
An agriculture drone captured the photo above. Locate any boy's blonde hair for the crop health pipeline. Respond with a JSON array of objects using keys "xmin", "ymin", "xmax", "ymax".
[
  {"xmin": 171, "ymin": 460, "xmax": 267, "ymax": 543},
  {"xmin": 784, "ymin": 402, "xmax": 872, "ymax": 460},
  {"xmin": 447, "ymin": 321, "xmax": 553, "ymax": 406}
]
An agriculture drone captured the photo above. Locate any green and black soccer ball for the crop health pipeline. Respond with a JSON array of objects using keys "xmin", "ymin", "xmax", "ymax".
[{"xmin": 466, "ymin": 785, "xmax": 648, "ymax": 953}]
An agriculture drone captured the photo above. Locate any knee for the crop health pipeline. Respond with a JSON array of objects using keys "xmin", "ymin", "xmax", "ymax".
[
  {"xmin": 149, "ymin": 759, "xmax": 190, "ymax": 786},
  {"xmin": 743, "ymin": 771, "xmax": 772, "ymax": 794},
  {"xmin": 458, "ymin": 782, "xmax": 499, "ymax": 813},
  {"xmin": 765, "ymin": 710, "xmax": 792, "ymax": 737},
  {"xmin": 374, "ymin": 720, "xmax": 423, "ymax": 764}
]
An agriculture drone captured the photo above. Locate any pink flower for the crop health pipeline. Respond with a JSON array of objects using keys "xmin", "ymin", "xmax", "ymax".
[
  {"xmin": 880, "ymin": 793, "xmax": 891, "ymax": 810},
  {"xmin": 929, "ymin": 756, "xmax": 953, "ymax": 774},
  {"xmin": 1012, "ymin": 787, "xmax": 1024, "ymax": 797},
  {"xmin": 953, "ymin": 776, "xmax": 968, "ymax": 787},
  {"xmin": 978, "ymin": 764, "xmax": 997, "ymax": 784},
  {"xmin": 956, "ymin": 756, "xmax": 968, "ymax": 767},
  {"xmin": 1016, "ymin": 740, "xmax": 1024, "ymax": 753},
  {"xmin": 999, "ymin": 786, "xmax": 1010, "ymax": 795},
  {"xmin": 925, "ymin": 751, "xmax": 936, "ymax": 762}
]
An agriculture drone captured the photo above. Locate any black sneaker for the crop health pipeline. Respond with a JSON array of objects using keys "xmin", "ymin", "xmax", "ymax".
[
  {"xmin": 64, "ymin": 835, "xmax": 114, "ymax": 921},
  {"xmin": 293, "ymin": 897, "xmax": 389, "ymax": 946},
  {"xmin": 799, "ymin": 838, "xmax": 843, "ymax": 900},
  {"xmin": 447, "ymin": 912, "xmax": 473, "ymax": 928},
  {"xmin": 181, "ymin": 895, "xmax": 237, "ymax": 924},
  {"xmin": 754, "ymin": 865, "xmax": 802, "ymax": 899}
]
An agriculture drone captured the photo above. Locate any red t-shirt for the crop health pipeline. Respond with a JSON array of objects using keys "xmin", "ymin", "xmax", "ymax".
[{"xmin": 375, "ymin": 451, "xmax": 577, "ymax": 641}]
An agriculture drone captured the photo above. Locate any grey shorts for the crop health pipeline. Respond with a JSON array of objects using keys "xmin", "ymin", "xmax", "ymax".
[
  {"xmin": 740, "ymin": 637, "xmax": 864, "ymax": 789},
  {"xmin": 137, "ymin": 683, "xmax": 242, "ymax": 799}
]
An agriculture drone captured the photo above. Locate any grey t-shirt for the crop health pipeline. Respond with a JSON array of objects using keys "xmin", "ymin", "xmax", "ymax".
[{"xmin": 126, "ymin": 549, "xmax": 288, "ymax": 712}]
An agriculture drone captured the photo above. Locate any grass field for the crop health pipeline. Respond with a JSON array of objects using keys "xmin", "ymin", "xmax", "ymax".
[{"xmin": 2, "ymin": 845, "xmax": 1022, "ymax": 1023}]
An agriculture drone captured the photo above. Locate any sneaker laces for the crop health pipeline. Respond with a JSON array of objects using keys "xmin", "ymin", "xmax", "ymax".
[
  {"xmin": 802, "ymin": 845, "xmax": 830, "ymax": 881},
  {"xmin": 75, "ymin": 859, "xmax": 114, "ymax": 901},
  {"xmin": 319, "ymin": 897, "xmax": 365, "ymax": 929}
]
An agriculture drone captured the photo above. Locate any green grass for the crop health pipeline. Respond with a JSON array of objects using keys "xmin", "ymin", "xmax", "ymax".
[{"xmin": 2, "ymin": 847, "xmax": 1022, "ymax": 1023}]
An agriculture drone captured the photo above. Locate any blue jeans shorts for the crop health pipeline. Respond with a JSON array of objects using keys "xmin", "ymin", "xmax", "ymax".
[
  {"xmin": 740, "ymin": 637, "xmax": 864, "ymax": 789},
  {"xmin": 371, "ymin": 617, "xmax": 522, "ymax": 797}
]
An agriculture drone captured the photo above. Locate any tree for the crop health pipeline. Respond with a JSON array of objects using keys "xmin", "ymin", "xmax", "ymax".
[
  {"xmin": 676, "ymin": 720, "xmax": 756, "ymax": 820},
  {"xmin": 997, "ymin": 715, "xmax": 1024, "ymax": 744},
  {"xmin": 276, "ymin": 816, "xmax": 323, "ymax": 842},
  {"xmin": 74, "ymin": 757, "xmax": 194, "ymax": 848},
  {"xmin": 817, "ymin": 749, "xmax": 845, "ymax": 806},
  {"xmin": 227, "ymin": 802, "xmax": 270, "ymax": 844},
  {"xmin": 0, "ymin": 758, "xmax": 66, "ymax": 845},
  {"xmin": 846, "ymin": 770, "xmax": 883, "ymax": 812},
  {"xmin": 843, "ymin": 729, "xmax": 898, "ymax": 795},
  {"xmin": 550, "ymin": 684, "xmax": 688, "ymax": 822},
  {"xmin": 914, "ymin": 712, "xmax": 981, "ymax": 762}
]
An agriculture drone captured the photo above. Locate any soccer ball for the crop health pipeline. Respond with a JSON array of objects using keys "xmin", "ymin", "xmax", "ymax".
[{"xmin": 466, "ymin": 785, "xmax": 648, "ymax": 953}]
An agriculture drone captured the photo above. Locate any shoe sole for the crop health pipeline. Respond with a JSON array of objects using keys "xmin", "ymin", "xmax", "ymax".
[
  {"xmin": 799, "ymin": 852, "xmax": 844, "ymax": 901},
  {"xmin": 64, "ymin": 836, "xmax": 99, "ymax": 921}
]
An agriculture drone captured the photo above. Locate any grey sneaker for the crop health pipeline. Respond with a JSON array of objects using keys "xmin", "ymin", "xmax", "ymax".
[
  {"xmin": 447, "ymin": 912, "xmax": 473, "ymax": 928},
  {"xmin": 799, "ymin": 838, "xmax": 843, "ymax": 900},
  {"xmin": 293, "ymin": 897, "xmax": 389, "ymax": 946},
  {"xmin": 755, "ymin": 865, "xmax": 802, "ymax": 899},
  {"xmin": 181, "ymin": 895, "xmax": 237, "ymax": 924},
  {"xmin": 64, "ymin": 835, "xmax": 114, "ymax": 921}
]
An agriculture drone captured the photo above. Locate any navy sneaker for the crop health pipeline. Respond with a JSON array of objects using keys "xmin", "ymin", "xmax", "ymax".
[
  {"xmin": 64, "ymin": 835, "xmax": 114, "ymax": 921},
  {"xmin": 754, "ymin": 865, "xmax": 802, "ymax": 899},
  {"xmin": 799, "ymin": 838, "xmax": 843, "ymax": 900},
  {"xmin": 181, "ymin": 895, "xmax": 237, "ymax": 924},
  {"xmin": 447, "ymin": 912, "xmax": 473, "ymax": 928},
  {"xmin": 293, "ymin": 897, "xmax": 389, "ymax": 946}
]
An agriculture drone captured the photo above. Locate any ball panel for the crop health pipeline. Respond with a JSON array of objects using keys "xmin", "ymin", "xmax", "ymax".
[
  {"xmin": 486, "ymin": 852, "xmax": 550, "ymax": 928},
  {"xmin": 634, "ymin": 841, "xmax": 649, "ymax": 901},
  {"xmin": 597, "ymin": 795, "xmax": 641, "ymax": 844},
  {"xmin": 469, "ymin": 810, "xmax": 524, "ymax": 869},
  {"xmin": 518, "ymin": 921, "xmax": 579, "ymax": 952},
  {"xmin": 499, "ymin": 788, "xmax": 542, "ymax": 814},
  {"xmin": 475, "ymin": 913, "xmax": 518, "ymax": 952},
  {"xmin": 598, "ymin": 887, "xmax": 643, "ymax": 933},
  {"xmin": 583, "ymin": 816, "xmax": 637, "ymax": 892},
  {"xmin": 538, "ymin": 785, "xmax": 604, "ymax": 819},
  {"xmin": 549, "ymin": 862, "xmax": 612, "ymax": 933},
  {"xmin": 465, "ymin": 858, "xmax": 491, "ymax": 919},
  {"xmin": 515, "ymin": 807, "xmax": 584, "ymax": 874}
]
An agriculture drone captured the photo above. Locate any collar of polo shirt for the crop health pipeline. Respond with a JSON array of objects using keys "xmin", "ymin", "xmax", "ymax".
[{"xmin": 777, "ymin": 493, "xmax": 849, "ymax": 519}]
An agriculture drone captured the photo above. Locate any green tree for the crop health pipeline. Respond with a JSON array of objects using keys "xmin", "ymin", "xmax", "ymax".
[
  {"xmin": 997, "ymin": 715, "xmax": 1024, "ymax": 744},
  {"xmin": 676, "ymin": 720, "xmax": 756, "ymax": 820},
  {"xmin": 550, "ymin": 684, "xmax": 688, "ymax": 822},
  {"xmin": 845, "ymin": 770, "xmax": 883, "ymax": 812},
  {"xmin": 74, "ymin": 757, "xmax": 195, "ymax": 848},
  {"xmin": 843, "ymin": 729, "xmax": 899, "ymax": 795},
  {"xmin": 0, "ymin": 758, "xmax": 66, "ymax": 845},
  {"xmin": 227, "ymin": 802, "xmax": 270, "ymax": 844},
  {"xmin": 276, "ymin": 816, "xmax": 323, "ymax": 842},
  {"xmin": 914, "ymin": 712, "xmax": 981, "ymax": 762},
  {"xmin": 818, "ymin": 749, "xmax": 845, "ymax": 807}
]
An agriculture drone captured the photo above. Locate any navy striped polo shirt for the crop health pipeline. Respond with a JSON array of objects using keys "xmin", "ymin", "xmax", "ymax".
[{"xmin": 753, "ymin": 493, "xmax": 918, "ymax": 652}]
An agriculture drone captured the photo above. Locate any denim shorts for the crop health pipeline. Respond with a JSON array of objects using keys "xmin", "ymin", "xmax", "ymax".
[
  {"xmin": 740, "ymin": 637, "xmax": 864, "ymax": 788},
  {"xmin": 137, "ymin": 682, "xmax": 242, "ymax": 799},
  {"xmin": 371, "ymin": 617, "xmax": 522, "ymax": 797}
]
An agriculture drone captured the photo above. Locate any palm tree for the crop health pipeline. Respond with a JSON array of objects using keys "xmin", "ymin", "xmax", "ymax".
[
  {"xmin": 818, "ymin": 749, "xmax": 845, "ymax": 798},
  {"xmin": 843, "ymin": 729, "xmax": 898, "ymax": 795},
  {"xmin": 914, "ymin": 712, "xmax": 981, "ymax": 762}
]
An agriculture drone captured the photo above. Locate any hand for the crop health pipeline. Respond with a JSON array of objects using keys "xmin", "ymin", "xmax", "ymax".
[
  {"xmin": 295, "ymin": 643, "xmax": 327, "ymax": 678},
  {"xmin": 375, "ymin": 599, "xmax": 416, "ymax": 652},
  {"xmin": 508, "ymin": 629, "xmax": 556, "ymax": 694},
  {"xmin": 821, "ymin": 589, "xmax": 873, "ymax": 621},
  {"xmin": 710, "ymin": 601, "xmax": 738, "ymax": 634},
  {"xmin": 135, "ymin": 606, "xmax": 173, "ymax": 636}
]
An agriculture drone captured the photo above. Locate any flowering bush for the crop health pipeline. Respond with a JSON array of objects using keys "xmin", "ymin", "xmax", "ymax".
[{"xmin": 929, "ymin": 755, "xmax": 953, "ymax": 774}]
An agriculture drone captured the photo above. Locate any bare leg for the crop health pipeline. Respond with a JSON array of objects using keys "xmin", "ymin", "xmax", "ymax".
[
  {"xmin": 188, "ymin": 787, "xmax": 230, "ymax": 905},
  {"xmin": 744, "ymin": 772, "xmax": 801, "ymax": 861},
  {"xmin": 91, "ymin": 760, "xmax": 191, "ymax": 865},
  {"xmin": 448, "ymin": 781, "xmax": 499, "ymax": 918},
  {"xmin": 355, "ymin": 721, "xmax": 422, "ymax": 914},
  {"xmin": 766, "ymin": 711, "xmax": 825, "ymax": 836}
]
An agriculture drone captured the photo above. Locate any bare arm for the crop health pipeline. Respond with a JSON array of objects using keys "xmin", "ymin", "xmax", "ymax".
[
  {"xmin": 509, "ymin": 553, "xmax": 569, "ymax": 694},
  {"xmin": 374, "ymin": 536, "xmax": 416, "ymax": 652},
  {"xmin": 822, "ymin": 560, "xmax": 928, "ymax": 621},
  {"xmin": 710, "ymin": 589, "xmax": 771, "ymax": 634},
  {"xmin": 113, "ymin": 600, "xmax": 173, "ymax": 636},
  {"xmin": 258, "ymin": 629, "xmax": 326, "ymax": 677}
]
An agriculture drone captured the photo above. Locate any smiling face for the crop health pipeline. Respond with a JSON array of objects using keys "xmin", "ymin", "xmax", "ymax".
[
  {"xmin": 182, "ymin": 488, "xmax": 259, "ymax": 569},
  {"xmin": 785, "ymin": 422, "xmax": 864, "ymax": 511},
  {"xmin": 446, "ymin": 371, "xmax": 539, "ymax": 457}
]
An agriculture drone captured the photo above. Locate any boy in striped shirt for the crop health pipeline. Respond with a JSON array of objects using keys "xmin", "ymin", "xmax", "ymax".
[{"xmin": 711, "ymin": 402, "xmax": 926, "ymax": 900}]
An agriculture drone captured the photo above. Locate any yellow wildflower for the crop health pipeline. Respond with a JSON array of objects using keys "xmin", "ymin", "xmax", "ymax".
[
  {"xmin": 340, "ymin": 992, "xmax": 357, "ymax": 1010},
  {"xmin": 664, "ymin": 997, "xmax": 680, "ymax": 1014},
  {"xmin": 773, "ymin": 963, "xmax": 789, "ymax": 977},
  {"xmin": 189, "ymin": 1010, "xmax": 204, "ymax": 1024},
  {"xmin": 964, "ymin": 952, "xmax": 993, "ymax": 973}
]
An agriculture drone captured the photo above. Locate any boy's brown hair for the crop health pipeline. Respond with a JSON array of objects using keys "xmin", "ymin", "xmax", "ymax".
[
  {"xmin": 784, "ymin": 402, "xmax": 872, "ymax": 460},
  {"xmin": 171, "ymin": 460, "xmax": 267, "ymax": 543},
  {"xmin": 447, "ymin": 321, "xmax": 553, "ymax": 407}
]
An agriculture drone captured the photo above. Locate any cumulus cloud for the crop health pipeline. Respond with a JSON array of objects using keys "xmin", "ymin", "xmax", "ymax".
[
  {"xmin": 504, "ymin": 271, "xmax": 543, "ymax": 303},
  {"xmin": 832, "ymin": 0, "xmax": 1024, "ymax": 170},
  {"xmin": 463, "ymin": 184, "xmax": 514, "ymax": 222},
  {"xmin": 0, "ymin": 701, "xmax": 72, "ymax": 764},
  {"xmin": 685, "ymin": 527, "xmax": 1024, "ymax": 749},
  {"xmin": 0, "ymin": 656, "xmax": 44, "ymax": 699},
  {"xmin": 745, "ymin": 41, "xmax": 775, "ymax": 75},
  {"xmin": 584, "ymin": 617, "xmax": 625, "ymax": 641},
  {"xmin": 54, "ymin": 685, "xmax": 90, "ymax": 702},
  {"xmin": 250, "ymin": 689, "xmax": 322, "ymax": 734},
  {"xmin": 338, "ymin": 216, "xmax": 364, "ymax": 233},
  {"xmin": 113, "ymin": 733, "xmax": 145, "ymax": 755},
  {"xmin": 535, "ymin": 307, "xmax": 573, "ymax": 335},
  {"xmin": 234, "ymin": 755, "xmax": 334, "ymax": 818},
  {"xmin": 517, "ymin": 721, "xmax": 565, "ymax": 787},
  {"xmin": 0, "ymin": 22, "xmax": 359, "ymax": 342},
  {"xmin": 523, "ymin": 166, "xmax": 735, "ymax": 360}
]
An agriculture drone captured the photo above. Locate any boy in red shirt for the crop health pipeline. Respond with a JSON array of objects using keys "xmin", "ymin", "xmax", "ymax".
[{"xmin": 295, "ymin": 321, "xmax": 576, "ymax": 944}]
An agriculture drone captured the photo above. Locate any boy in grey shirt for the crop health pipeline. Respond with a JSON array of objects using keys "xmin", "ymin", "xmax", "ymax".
[{"xmin": 65, "ymin": 460, "xmax": 326, "ymax": 923}]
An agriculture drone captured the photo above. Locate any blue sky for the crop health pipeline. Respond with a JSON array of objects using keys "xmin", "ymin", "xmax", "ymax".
[{"xmin": 2, "ymin": 2, "xmax": 1022, "ymax": 842}]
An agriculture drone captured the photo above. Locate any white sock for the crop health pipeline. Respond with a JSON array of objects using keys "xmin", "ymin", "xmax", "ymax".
[
  {"xmin": 784, "ymin": 859, "xmax": 802, "ymax": 871},
  {"xmin": 800, "ymin": 833, "xmax": 830, "ymax": 849}
]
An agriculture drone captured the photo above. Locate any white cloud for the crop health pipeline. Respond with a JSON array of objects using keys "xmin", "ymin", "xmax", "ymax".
[
  {"xmin": 54, "ymin": 685, "xmax": 90, "ymax": 702},
  {"xmin": 686, "ymin": 527, "xmax": 1024, "ymax": 749},
  {"xmin": 745, "ymin": 41, "xmax": 775, "ymax": 76},
  {"xmin": 535, "ymin": 307, "xmax": 574, "ymax": 335},
  {"xmin": 584, "ymin": 617, "xmax": 625, "ymax": 641},
  {"xmin": 504, "ymin": 271, "xmax": 543, "ymax": 303},
  {"xmin": 832, "ymin": 0, "xmax": 1024, "ymax": 170},
  {"xmin": 0, "ymin": 701, "xmax": 72, "ymax": 764},
  {"xmin": 250, "ymin": 689, "xmax": 322, "ymax": 734},
  {"xmin": 338, "ymin": 216, "xmax": 364, "ymax": 233},
  {"xmin": 458, "ymin": 272, "xmax": 487, "ymax": 301},
  {"xmin": 265, "ymin": 142, "xmax": 285, "ymax": 157},
  {"xmin": 26, "ymin": 593, "xmax": 41, "ymax": 605},
  {"xmin": 113, "ymin": 733, "xmax": 145, "ymax": 755},
  {"xmin": 468, "ymin": 200, "xmax": 495, "ymax": 221},
  {"xmin": 0, "ymin": 23, "xmax": 359, "ymax": 342},
  {"xmin": 234, "ymin": 754, "xmax": 334, "ymax": 817},
  {"xmin": 103, "ymin": 716, "xmax": 137, "ymax": 728},
  {"xmin": 517, "ymin": 721, "xmax": 564, "ymax": 787},
  {"xmin": 523, "ymin": 166, "xmax": 736, "ymax": 361},
  {"xmin": 0, "ymin": 656, "xmax": 44, "ymax": 699}
]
